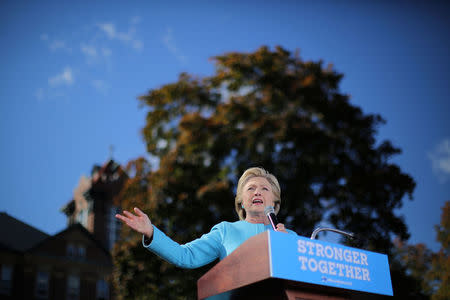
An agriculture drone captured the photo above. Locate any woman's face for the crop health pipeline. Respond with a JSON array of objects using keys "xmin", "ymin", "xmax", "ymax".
[{"xmin": 242, "ymin": 177, "xmax": 275, "ymax": 215}]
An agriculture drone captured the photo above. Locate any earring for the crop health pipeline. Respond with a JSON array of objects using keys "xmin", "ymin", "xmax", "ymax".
[{"xmin": 241, "ymin": 204, "xmax": 244, "ymax": 209}]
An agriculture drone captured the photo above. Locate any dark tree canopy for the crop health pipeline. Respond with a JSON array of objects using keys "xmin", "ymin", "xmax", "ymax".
[{"xmin": 112, "ymin": 46, "xmax": 416, "ymax": 299}]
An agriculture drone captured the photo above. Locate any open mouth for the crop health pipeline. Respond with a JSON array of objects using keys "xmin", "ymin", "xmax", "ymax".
[{"xmin": 252, "ymin": 199, "xmax": 263, "ymax": 205}]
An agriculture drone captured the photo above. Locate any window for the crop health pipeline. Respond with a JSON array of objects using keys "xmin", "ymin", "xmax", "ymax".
[
  {"xmin": 66, "ymin": 275, "xmax": 80, "ymax": 300},
  {"xmin": 107, "ymin": 206, "xmax": 121, "ymax": 250},
  {"xmin": 35, "ymin": 271, "xmax": 49, "ymax": 299},
  {"xmin": 77, "ymin": 245, "xmax": 86, "ymax": 258},
  {"xmin": 0, "ymin": 264, "xmax": 12, "ymax": 295},
  {"xmin": 67, "ymin": 243, "xmax": 86, "ymax": 259},
  {"xmin": 67, "ymin": 243, "xmax": 76, "ymax": 257},
  {"xmin": 96, "ymin": 279, "xmax": 109, "ymax": 300},
  {"xmin": 76, "ymin": 209, "xmax": 88, "ymax": 227}
]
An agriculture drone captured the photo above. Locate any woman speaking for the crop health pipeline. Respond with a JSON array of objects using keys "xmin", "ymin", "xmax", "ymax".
[{"xmin": 115, "ymin": 167, "xmax": 296, "ymax": 268}]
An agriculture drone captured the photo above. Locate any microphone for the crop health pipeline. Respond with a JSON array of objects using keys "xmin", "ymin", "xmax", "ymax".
[
  {"xmin": 310, "ymin": 227, "xmax": 355, "ymax": 240},
  {"xmin": 264, "ymin": 206, "xmax": 279, "ymax": 231}
]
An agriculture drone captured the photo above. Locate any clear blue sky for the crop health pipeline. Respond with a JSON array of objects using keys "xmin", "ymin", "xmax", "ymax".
[{"xmin": 1, "ymin": 0, "xmax": 449, "ymax": 252}]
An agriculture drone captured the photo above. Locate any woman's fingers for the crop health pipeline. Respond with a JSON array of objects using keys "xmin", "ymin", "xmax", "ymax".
[
  {"xmin": 115, "ymin": 207, "xmax": 153, "ymax": 238},
  {"xmin": 115, "ymin": 213, "xmax": 128, "ymax": 222},
  {"xmin": 276, "ymin": 223, "xmax": 288, "ymax": 233},
  {"xmin": 134, "ymin": 207, "xmax": 145, "ymax": 216},
  {"xmin": 123, "ymin": 210, "xmax": 136, "ymax": 219}
]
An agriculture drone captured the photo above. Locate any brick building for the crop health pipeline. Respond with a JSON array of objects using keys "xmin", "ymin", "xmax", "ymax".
[
  {"xmin": 61, "ymin": 159, "xmax": 127, "ymax": 251},
  {"xmin": 0, "ymin": 159, "xmax": 126, "ymax": 300}
]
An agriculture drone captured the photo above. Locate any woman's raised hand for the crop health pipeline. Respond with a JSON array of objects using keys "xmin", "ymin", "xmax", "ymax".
[{"xmin": 115, "ymin": 207, "xmax": 154, "ymax": 238}]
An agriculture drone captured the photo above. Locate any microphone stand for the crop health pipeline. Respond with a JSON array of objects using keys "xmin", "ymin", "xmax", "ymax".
[{"xmin": 310, "ymin": 227, "xmax": 355, "ymax": 240}]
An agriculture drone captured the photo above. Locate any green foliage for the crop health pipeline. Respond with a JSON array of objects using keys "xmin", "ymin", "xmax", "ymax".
[{"xmin": 112, "ymin": 46, "xmax": 416, "ymax": 298}]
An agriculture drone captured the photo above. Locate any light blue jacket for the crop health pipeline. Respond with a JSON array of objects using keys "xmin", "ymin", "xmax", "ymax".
[{"xmin": 143, "ymin": 220, "xmax": 296, "ymax": 269}]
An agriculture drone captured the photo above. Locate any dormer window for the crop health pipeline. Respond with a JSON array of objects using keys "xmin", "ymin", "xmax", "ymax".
[
  {"xmin": 67, "ymin": 243, "xmax": 86, "ymax": 259},
  {"xmin": 78, "ymin": 245, "xmax": 86, "ymax": 257},
  {"xmin": 67, "ymin": 243, "xmax": 76, "ymax": 257}
]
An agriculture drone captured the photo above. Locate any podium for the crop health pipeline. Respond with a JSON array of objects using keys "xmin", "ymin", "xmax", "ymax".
[{"xmin": 197, "ymin": 231, "xmax": 393, "ymax": 299}]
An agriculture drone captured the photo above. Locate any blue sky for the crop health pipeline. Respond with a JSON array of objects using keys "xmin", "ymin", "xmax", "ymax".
[{"xmin": 1, "ymin": 1, "xmax": 449, "ymax": 252}]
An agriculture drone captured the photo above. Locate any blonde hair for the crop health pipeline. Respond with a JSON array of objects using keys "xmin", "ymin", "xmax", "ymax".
[{"xmin": 235, "ymin": 167, "xmax": 281, "ymax": 220}]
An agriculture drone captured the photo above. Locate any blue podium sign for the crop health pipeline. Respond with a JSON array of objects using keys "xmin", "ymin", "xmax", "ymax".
[{"xmin": 268, "ymin": 231, "xmax": 393, "ymax": 296}]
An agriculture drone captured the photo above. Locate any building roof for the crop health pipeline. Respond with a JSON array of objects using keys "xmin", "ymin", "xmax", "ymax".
[
  {"xmin": 0, "ymin": 212, "xmax": 111, "ymax": 260},
  {"xmin": 0, "ymin": 212, "xmax": 50, "ymax": 252},
  {"xmin": 28, "ymin": 223, "xmax": 112, "ymax": 259}
]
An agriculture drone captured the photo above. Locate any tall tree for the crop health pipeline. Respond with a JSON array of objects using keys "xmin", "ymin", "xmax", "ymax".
[
  {"xmin": 427, "ymin": 201, "xmax": 450, "ymax": 300},
  {"xmin": 112, "ymin": 46, "xmax": 416, "ymax": 299},
  {"xmin": 391, "ymin": 238, "xmax": 432, "ymax": 299},
  {"xmin": 390, "ymin": 201, "xmax": 449, "ymax": 300}
]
